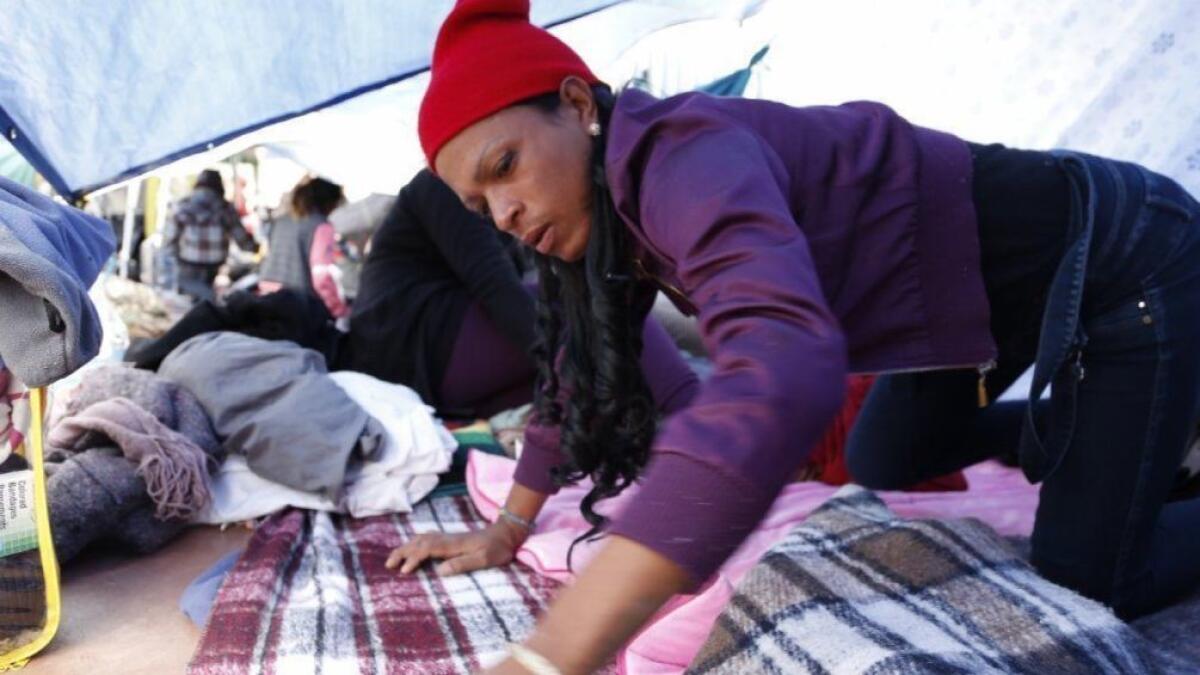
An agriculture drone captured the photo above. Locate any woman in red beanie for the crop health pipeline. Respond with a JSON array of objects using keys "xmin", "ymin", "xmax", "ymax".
[{"xmin": 388, "ymin": 1, "xmax": 1200, "ymax": 672}]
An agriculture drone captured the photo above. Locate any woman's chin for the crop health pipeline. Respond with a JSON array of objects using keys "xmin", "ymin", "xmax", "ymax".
[{"xmin": 558, "ymin": 228, "xmax": 589, "ymax": 263}]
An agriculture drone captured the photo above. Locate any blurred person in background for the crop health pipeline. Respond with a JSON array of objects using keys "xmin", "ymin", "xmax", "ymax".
[
  {"xmin": 258, "ymin": 175, "xmax": 350, "ymax": 320},
  {"xmin": 164, "ymin": 169, "xmax": 256, "ymax": 301}
]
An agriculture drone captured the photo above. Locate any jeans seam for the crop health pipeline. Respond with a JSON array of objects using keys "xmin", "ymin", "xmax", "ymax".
[{"xmin": 1108, "ymin": 283, "xmax": 1164, "ymax": 608}]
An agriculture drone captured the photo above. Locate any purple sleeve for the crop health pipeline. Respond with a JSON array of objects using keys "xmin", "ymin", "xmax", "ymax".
[
  {"xmin": 512, "ymin": 419, "xmax": 564, "ymax": 494},
  {"xmin": 607, "ymin": 126, "xmax": 848, "ymax": 585}
]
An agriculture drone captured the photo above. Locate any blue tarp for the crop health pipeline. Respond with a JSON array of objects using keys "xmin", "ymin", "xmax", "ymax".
[
  {"xmin": 0, "ymin": 1, "xmax": 620, "ymax": 200},
  {"xmin": 698, "ymin": 45, "xmax": 769, "ymax": 97}
]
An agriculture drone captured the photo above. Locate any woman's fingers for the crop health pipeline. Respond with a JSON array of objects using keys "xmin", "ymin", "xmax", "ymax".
[
  {"xmin": 384, "ymin": 545, "xmax": 416, "ymax": 571},
  {"xmin": 387, "ymin": 533, "xmax": 445, "ymax": 572},
  {"xmin": 434, "ymin": 550, "xmax": 491, "ymax": 576},
  {"xmin": 385, "ymin": 532, "xmax": 478, "ymax": 574}
]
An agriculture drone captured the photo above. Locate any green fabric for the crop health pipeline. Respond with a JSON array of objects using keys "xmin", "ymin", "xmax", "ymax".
[
  {"xmin": 0, "ymin": 141, "xmax": 36, "ymax": 187},
  {"xmin": 426, "ymin": 427, "xmax": 506, "ymax": 500}
]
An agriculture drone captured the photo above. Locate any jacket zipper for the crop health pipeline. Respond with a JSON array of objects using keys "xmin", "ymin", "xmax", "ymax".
[
  {"xmin": 976, "ymin": 360, "xmax": 996, "ymax": 408},
  {"xmin": 631, "ymin": 258, "xmax": 697, "ymax": 315}
]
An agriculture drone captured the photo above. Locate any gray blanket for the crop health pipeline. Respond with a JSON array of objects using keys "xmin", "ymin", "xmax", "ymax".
[
  {"xmin": 46, "ymin": 448, "xmax": 187, "ymax": 562},
  {"xmin": 49, "ymin": 397, "xmax": 212, "ymax": 521},
  {"xmin": 690, "ymin": 486, "xmax": 1157, "ymax": 674},
  {"xmin": 159, "ymin": 332, "xmax": 382, "ymax": 498},
  {"xmin": 53, "ymin": 363, "xmax": 220, "ymax": 457}
]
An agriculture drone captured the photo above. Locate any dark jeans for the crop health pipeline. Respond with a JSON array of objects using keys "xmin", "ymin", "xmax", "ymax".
[
  {"xmin": 846, "ymin": 146, "xmax": 1200, "ymax": 618},
  {"xmin": 177, "ymin": 261, "xmax": 220, "ymax": 302}
]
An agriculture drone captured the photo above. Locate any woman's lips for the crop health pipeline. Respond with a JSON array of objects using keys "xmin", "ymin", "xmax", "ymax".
[
  {"xmin": 534, "ymin": 224, "xmax": 555, "ymax": 255},
  {"xmin": 522, "ymin": 223, "xmax": 554, "ymax": 254}
]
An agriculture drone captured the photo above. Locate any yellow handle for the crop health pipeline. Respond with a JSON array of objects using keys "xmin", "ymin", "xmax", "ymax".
[{"xmin": 0, "ymin": 388, "xmax": 62, "ymax": 669}]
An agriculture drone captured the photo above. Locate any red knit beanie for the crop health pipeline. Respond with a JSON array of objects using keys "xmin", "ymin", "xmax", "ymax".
[{"xmin": 418, "ymin": 0, "xmax": 601, "ymax": 169}]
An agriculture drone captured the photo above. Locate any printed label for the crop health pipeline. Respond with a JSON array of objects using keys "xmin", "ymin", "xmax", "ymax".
[{"xmin": 0, "ymin": 470, "xmax": 37, "ymax": 557}]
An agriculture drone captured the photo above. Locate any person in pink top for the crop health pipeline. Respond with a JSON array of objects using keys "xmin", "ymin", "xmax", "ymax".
[{"xmin": 258, "ymin": 176, "xmax": 350, "ymax": 319}]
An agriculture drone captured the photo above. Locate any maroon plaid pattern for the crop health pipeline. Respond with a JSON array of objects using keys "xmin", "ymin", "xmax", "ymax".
[
  {"xmin": 167, "ymin": 189, "xmax": 253, "ymax": 265},
  {"xmin": 188, "ymin": 496, "xmax": 567, "ymax": 675}
]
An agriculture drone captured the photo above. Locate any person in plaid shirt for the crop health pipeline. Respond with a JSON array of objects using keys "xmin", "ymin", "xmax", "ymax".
[{"xmin": 165, "ymin": 169, "xmax": 256, "ymax": 300}]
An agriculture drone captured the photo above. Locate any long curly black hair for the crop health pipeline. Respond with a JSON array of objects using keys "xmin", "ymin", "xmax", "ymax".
[{"xmin": 521, "ymin": 86, "xmax": 656, "ymax": 563}]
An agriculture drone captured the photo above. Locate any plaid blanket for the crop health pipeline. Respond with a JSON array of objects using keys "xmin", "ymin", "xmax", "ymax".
[
  {"xmin": 689, "ymin": 486, "xmax": 1155, "ymax": 674},
  {"xmin": 189, "ymin": 496, "xmax": 563, "ymax": 674}
]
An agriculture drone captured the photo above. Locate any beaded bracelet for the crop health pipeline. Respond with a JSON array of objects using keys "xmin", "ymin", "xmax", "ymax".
[{"xmin": 507, "ymin": 643, "xmax": 562, "ymax": 675}]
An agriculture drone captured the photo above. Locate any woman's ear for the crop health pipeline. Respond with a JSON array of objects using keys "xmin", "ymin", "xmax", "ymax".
[{"xmin": 558, "ymin": 76, "xmax": 598, "ymax": 132}]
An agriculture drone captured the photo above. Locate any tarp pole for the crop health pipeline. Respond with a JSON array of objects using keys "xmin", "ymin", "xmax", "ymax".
[
  {"xmin": 143, "ymin": 177, "xmax": 160, "ymax": 238},
  {"xmin": 118, "ymin": 181, "xmax": 141, "ymax": 278}
]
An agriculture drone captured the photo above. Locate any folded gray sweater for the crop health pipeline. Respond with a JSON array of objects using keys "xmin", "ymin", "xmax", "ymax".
[{"xmin": 159, "ymin": 332, "xmax": 383, "ymax": 498}]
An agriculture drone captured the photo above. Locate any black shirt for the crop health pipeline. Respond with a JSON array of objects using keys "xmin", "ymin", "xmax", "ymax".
[
  {"xmin": 968, "ymin": 141, "xmax": 1070, "ymax": 377},
  {"xmin": 336, "ymin": 170, "xmax": 536, "ymax": 408}
]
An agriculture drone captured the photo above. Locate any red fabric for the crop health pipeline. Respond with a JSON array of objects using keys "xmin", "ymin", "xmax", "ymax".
[
  {"xmin": 188, "ymin": 499, "xmax": 615, "ymax": 674},
  {"xmin": 805, "ymin": 375, "xmax": 968, "ymax": 492},
  {"xmin": 418, "ymin": 0, "xmax": 600, "ymax": 168}
]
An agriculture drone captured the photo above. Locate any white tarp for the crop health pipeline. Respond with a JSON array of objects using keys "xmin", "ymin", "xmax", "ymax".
[{"xmin": 615, "ymin": 0, "xmax": 1200, "ymax": 196}]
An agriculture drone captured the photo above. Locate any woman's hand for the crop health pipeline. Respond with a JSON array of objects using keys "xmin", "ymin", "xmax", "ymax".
[{"xmin": 386, "ymin": 519, "xmax": 528, "ymax": 576}]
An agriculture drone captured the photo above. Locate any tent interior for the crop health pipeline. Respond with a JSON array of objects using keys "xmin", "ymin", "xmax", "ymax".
[{"xmin": 2, "ymin": 0, "xmax": 1199, "ymax": 672}]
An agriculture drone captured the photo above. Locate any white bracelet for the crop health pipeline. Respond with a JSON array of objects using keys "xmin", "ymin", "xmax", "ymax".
[
  {"xmin": 507, "ymin": 642, "xmax": 562, "ymax": 675},
  {"xmin": 498, "ymin": 506, "xmax": 534, "ymax": 530}
]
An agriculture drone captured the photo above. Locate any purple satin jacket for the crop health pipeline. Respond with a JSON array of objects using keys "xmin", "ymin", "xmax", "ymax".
[{"xmin": 514, "ymin": 89, "xmax": 996, "ymax": 585}]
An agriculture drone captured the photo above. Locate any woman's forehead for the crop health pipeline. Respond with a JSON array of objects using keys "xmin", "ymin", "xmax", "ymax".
[
  {"xmin": 436, "ymin": 106, "xmax": 542, "ymax": 185},
  {"xmin": 434, "ymin": 131, "xmax": 484, "ymax": 192}
]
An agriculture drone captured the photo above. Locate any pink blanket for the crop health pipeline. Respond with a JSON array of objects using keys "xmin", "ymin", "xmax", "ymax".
[{"xmin": 466, "ymin": 451, "xmax": 1040, "ymax": 674}]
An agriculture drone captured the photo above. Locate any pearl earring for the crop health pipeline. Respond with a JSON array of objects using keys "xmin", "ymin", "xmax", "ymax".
[{"xmin": 587, "ymin": 121, "xmax": 601, "ymax": 137}]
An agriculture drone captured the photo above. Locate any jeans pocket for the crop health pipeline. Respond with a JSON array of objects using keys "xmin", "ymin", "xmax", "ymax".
[{"xmin": 1083, "ymin": 292, "xmax": 1159, "ymax": 353}]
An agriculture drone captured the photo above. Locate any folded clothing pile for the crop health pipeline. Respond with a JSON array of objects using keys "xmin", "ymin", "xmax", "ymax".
[
  {"xmin": 192, "ymin": 368, "xmax": 455, "ymax": 523},
  {"xmin": 158, "ymin": 332, "xmax": 384, "ymax": 500},
  {"xmin": 152, "ymin": 329, "xmax": 453, "ymax": 525},
  {"xmin": 46, "ymin": 364, "xmax": 222, "ymax": 561}
]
